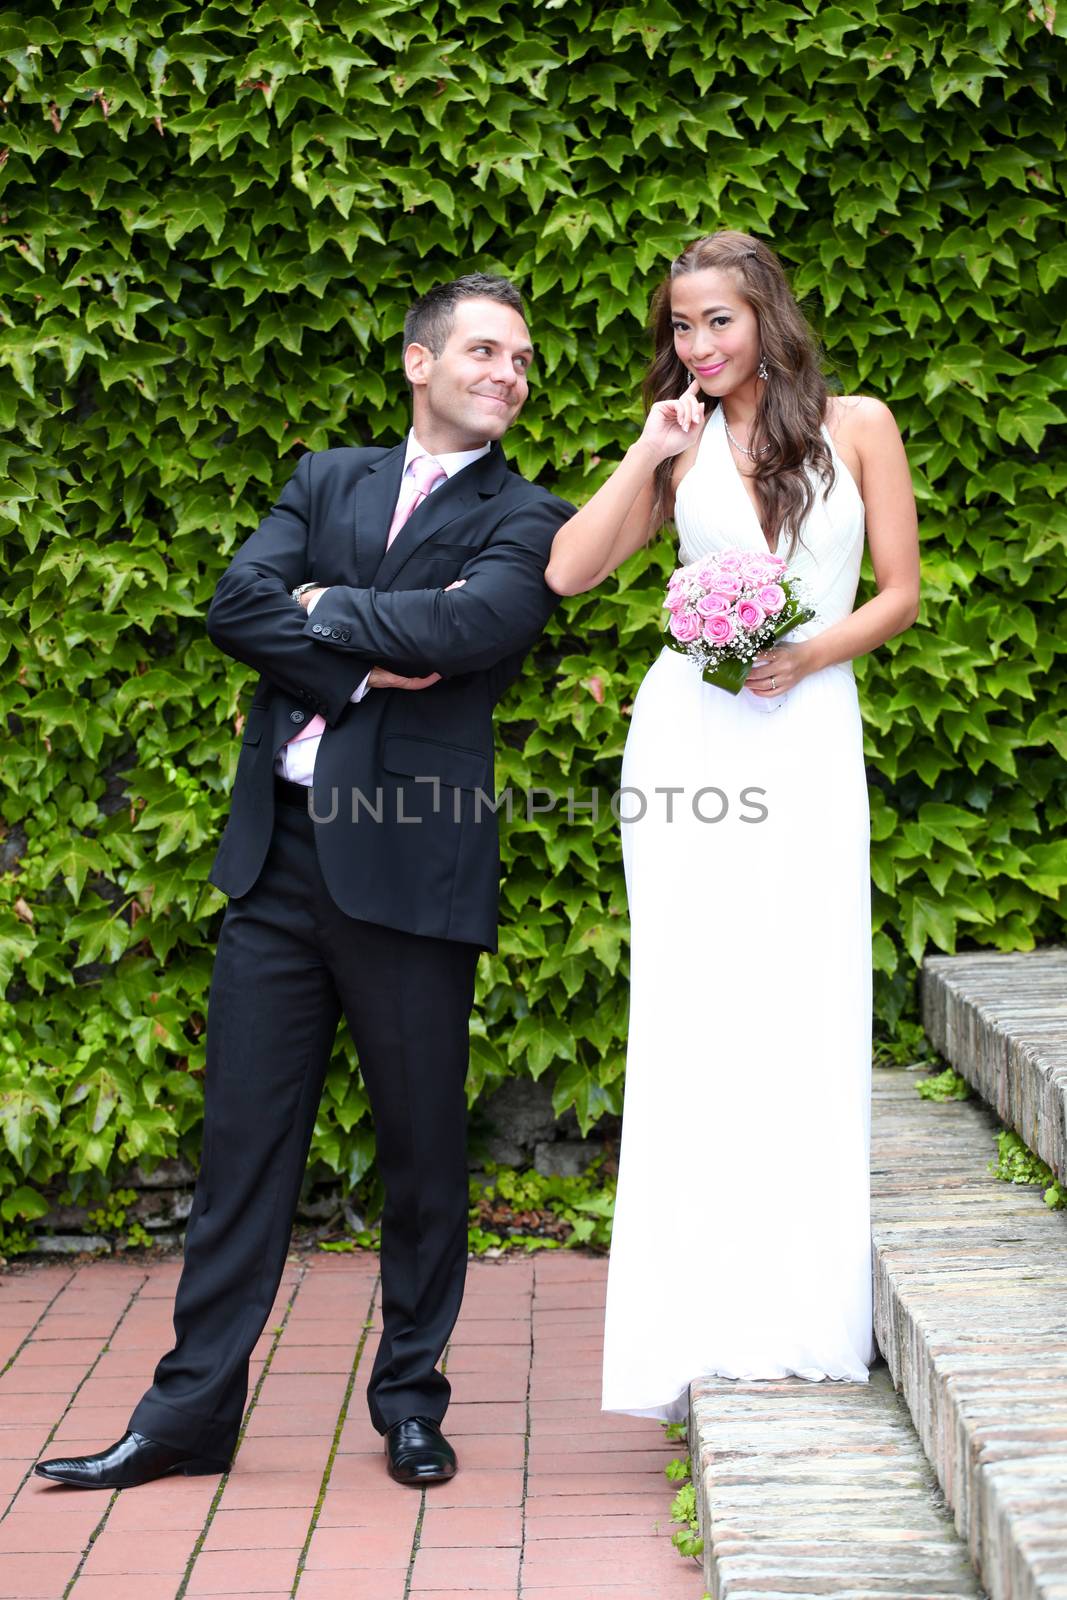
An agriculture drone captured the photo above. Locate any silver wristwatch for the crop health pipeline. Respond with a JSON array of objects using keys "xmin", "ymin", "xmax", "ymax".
[{"xmin": 291, "ymin": 581, "xmax": 318, "ymax": 602}]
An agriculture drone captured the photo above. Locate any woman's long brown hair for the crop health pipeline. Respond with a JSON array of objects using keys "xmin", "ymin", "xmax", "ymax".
[{"xmin": 644, "ymin": 231, "xmax": 834, "ymax": 558}]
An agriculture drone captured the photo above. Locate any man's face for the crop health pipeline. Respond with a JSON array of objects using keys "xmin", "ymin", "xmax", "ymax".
[{"xmin": 406, "ymin": 297, "xmax": 533, "ymax": 450}]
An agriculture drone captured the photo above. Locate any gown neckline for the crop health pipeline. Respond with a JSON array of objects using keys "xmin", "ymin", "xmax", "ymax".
[
  {"xmin": 684, "ymin": 405, "xmax": 865, "ymax": 559},
  {"xmin": 709, "ymin": 406, "xmax": 782, "ymax": 555}
]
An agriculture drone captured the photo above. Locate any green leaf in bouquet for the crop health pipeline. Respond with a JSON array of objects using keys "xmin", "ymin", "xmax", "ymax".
[{"xmin": 702, "ymin": 655, "xmax": 750, "ymax": 694}]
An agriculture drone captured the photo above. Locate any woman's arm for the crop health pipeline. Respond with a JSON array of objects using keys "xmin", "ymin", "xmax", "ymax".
[
  {"xmin": 748, "ymin": 397, "xmax": 920, "ymax": 695},
  {"xmin": 809, "ymin": 397, "xmax": 920, "ymax": 666},
  {"xmin": 545, "ymin": 381, "xmax": 706, "ymax": 596}
]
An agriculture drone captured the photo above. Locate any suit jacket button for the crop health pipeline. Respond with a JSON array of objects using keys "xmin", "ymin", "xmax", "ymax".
[
  {"xmin": 311, "ymin": 623, "xmax": 322, "ymax": 633},
  {"xmin": 341, "ymin": 630, "xmax": 351, "ymax": 641},
  {"xmin": 331, "ymin": 627, "xmax": 342, "ymax": 638},
  {"xmin": 289, "ymin": 709, "xmax": 305, "ymax": 723}
]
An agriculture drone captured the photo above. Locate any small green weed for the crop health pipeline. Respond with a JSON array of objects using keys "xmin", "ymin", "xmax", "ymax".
[
  {"xmin": 989, "ymin": 1130, "xmax": 1067, "ymax": 1209},
  {"xmin": 916, "ymin": 1067, "xmax": 972, "ymax": 1101},
  {"xmin": 875, "ymin": 1020, "xmax": 941, "ymax": 1069},
  {"xmin": 316, "ymin": 1159, "xmax": 617, "ymax": 1257},
  {"xmin": 662, "ymin": 1433, "xmax": 704, "ymax": 1562}
]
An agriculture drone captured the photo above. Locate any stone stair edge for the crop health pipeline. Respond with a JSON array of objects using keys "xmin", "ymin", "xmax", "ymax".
[
  {"xmin": 920, "ymin": 949, "xmax": 1067, "ymax": 1188},
  {"xmin": 870, "ymin": 1068, "xmax": 1067, "ymax": 1600}
]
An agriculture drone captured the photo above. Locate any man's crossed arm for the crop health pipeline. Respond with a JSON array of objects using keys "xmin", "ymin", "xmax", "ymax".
[{"xmin": 206, "ymin": 452, "xmax": 569, "ymax": 724}]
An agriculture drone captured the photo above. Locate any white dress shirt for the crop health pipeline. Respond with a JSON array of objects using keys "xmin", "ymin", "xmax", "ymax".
[{"xmin": 275, "ymin": 430, "xmax": 491, "ymax": 784}]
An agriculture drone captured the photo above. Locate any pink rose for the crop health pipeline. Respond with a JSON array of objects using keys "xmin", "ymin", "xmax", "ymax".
[
  {"xmin": 695, "ymin": 593, "xmax": 730, "ymax": 618},
  {"xmin": 705, "ymin": 589, "xmax": 737, "ymax": 612},
  {"xmin": 718, "ymin": 551, "xmax": 741, "ymax": 569},
  {"xmin": 711, "ymin": 573, "xmax": 742, "ymax": 598},
  {"xmin": 669, "ymin": 609, "xmax": 702, "ymax": 643},
  {"xmin": 758, "ymin": 583, "xmax": 786, "ymax": 615},
  {"xmin": 736, "ymin": 599, "xmax": 766, "ymax": 631},
  {"xmin": 703, "ymin": 613, "xmax": 736, "ymax": 645},
  {"xmin": 756, "ymin": 555, "xmax": 787, "ymax": 579},
  {"xmin": 742, "ymin": 557, "xmax": 778, "ymax": 585},
  {"xmin": 665, "ymin": 589, "xmax": 689, "ymax": 613}
]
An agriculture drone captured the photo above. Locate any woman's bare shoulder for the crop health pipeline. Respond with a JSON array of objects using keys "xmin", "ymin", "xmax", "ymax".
[{"xmin": 826, "ymin": 393, "xmax": 898, "ymax": 440}]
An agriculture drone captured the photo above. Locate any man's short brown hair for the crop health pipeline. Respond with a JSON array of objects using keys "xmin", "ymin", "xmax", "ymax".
[{"xmin": 403, "ymin": 273, "xmax": 526, "ymax": 358}]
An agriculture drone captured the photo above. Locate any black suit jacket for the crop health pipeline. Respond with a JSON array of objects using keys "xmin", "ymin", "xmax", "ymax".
[{"xmin": 205, "ymin": 440, "xmax": 574, "ymax": 951}]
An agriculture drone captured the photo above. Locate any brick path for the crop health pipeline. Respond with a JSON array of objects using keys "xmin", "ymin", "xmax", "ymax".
[{"xmin": 0, "ymin": 1250, "xmax": 704, "ymax": 1599}]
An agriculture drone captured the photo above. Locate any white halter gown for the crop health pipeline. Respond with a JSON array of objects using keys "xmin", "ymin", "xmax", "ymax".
[{"xmin": 601, "ymin": 404, "xmax": 877, "ymax": 1421}]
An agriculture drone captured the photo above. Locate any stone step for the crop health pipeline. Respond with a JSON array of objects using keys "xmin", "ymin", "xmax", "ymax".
[
  {"xmin": 691, "ymin": 1362, "xmax": 983, "ymax": 1597},
  {"xmin": 922, "ymin": 948, "xmax": 1067, "ymax": 1185},
  {"xmin": 871, "ymin": 1066, "xmax": 1067, "ymax": 1600},
  {"xmin": 692, "ymin": 1063, "xmax": 1067, "ymax": 1598}
]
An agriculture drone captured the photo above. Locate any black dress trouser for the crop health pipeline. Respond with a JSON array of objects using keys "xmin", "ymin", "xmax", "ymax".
[{"xmin": 128, "ymin": 778, "xmax": 480, "ymax": 1460}]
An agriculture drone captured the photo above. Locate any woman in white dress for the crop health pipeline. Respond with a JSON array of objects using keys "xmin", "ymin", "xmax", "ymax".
[{"xmin": 545, "ymin": 231, "xmax": 920, "ymax": 1422}]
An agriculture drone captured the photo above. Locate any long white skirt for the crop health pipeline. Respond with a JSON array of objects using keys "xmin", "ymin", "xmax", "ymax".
[{"xmin": 601, "ymin": 647, "xmax": 877, "ymax": 1421}]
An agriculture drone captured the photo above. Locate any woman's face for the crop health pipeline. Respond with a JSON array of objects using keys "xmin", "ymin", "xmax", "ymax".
[{"xmin": 670, "ymin": 268, "xmax": 761, "ymax": 397}]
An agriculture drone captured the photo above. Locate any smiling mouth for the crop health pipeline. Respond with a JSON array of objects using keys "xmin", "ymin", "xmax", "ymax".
[
  {"xmin": 695, "ymin": 361, "xmax": 727, "ymax": 375},
  {"xmin": 474, "ymin": 393, "xmax": 513, "ymax": 407}
]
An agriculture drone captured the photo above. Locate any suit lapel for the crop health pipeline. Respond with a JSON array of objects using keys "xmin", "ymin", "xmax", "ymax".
[
  {"xmin": 354, "ymin": 442, "xmax": 407, "ymax": 587},
  {"xmin": 372, "ymin": 442, "xmax": 509, "ymax": 591}
]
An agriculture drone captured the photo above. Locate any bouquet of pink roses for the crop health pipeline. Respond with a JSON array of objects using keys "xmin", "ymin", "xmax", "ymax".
[{"xmin": 662, "ymin": 548, "xmax": 815, "ymax": 694}]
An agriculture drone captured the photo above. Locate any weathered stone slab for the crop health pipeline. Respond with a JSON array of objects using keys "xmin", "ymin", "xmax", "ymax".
[
  {"xmin": 690, "ymin": 1364, "xmax": 983, "ymax": 1598},
  {"xmin": 922, "ymin": 948, "xmax": 1067, "ymax": 1186},
  {"xmin": 872, "ymin": 1067, "xmax": 1067, "ymax": 1600}
]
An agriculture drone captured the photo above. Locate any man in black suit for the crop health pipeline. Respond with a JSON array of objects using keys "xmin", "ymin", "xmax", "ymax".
[{"xmin": 36, "ymin": 273, "xmax": 573, "ymax": 1491}]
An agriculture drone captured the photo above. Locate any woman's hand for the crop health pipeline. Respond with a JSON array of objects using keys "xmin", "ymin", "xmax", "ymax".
[
  {"xmin": 638, "ymin": 377, "xmax": 708, "ymax": 463},
  {"xmin": 745, "ymin": 640, "xmax": 817, "ymax": 697},
  {"xmin": 367, "ymin": 667, "xmax": 442, "ymax": 690},
  {"xmin": 365, "ymin": 578, "xmax": 465, "ymax": 693}
]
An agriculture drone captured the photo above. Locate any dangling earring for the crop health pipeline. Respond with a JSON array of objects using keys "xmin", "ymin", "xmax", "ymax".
[{"xmin": 757, "ymin": 355, "xmax": 769, "ymax": 381}]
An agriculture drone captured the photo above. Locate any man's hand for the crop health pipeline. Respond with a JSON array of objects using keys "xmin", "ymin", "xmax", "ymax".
[{"xmin": 297, "ymin": 586, "xmax": 329, "ymax": 610}]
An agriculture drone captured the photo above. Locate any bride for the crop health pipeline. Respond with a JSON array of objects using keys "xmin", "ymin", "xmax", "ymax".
[{"xmin": 545, "ymin": 231, "xmax": 920, "ymax": 1422}]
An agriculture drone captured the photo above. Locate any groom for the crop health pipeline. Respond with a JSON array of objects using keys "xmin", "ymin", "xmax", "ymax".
[{"xmin": 36, "ymin": 273, "xmax": 573, "ymax": 1491}]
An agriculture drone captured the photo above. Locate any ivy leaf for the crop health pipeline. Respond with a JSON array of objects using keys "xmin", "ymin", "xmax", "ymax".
[
  {"xmin": 0, "ymin": 1074, "xmax": 61, "ymax": 1169},
  {"xmin": 66, "ymin": 1066, "xmax": 121, "ymax": 1134},
  {"xmin": 65, "ymin": 898, "xmax": 132, "ymax": 967},
  {"xmin": 996, "ymin": 396, "xmax": 1067, "ymax": 450},
  {"xmin": 0, "ymin": 923, "xmax": 36, "ymax": 994},
  {"xmin": 1022, "ymin": 843, "xmax": 1067, "ymax": 898},
  {"xmin": 37, "ymin": 837, "xmax": 112, "ymax": 905},
  {"xmin": 903, "ymin": 894, "xmax": 957, "ymax": 968},
  {"xmin": 507, "ymin": 1011, "xmax": 576, "ymax": 1078},
  {"xmin": 1, "ymin": 1185, "xmax": 50, "ymax": 1222},
  {"xmin": 551, "ymin": 1062, "xmax": 621, "ymax": 1136}
]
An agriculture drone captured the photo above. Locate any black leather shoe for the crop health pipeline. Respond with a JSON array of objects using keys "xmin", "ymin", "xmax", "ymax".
[
  {"xmin": 34, "ymin": 1430, "xmax": 230, "ymax": 1490},
  {"xmin": 384, "ymin": 1416, "xmax": 457, "ymax": 1486}
]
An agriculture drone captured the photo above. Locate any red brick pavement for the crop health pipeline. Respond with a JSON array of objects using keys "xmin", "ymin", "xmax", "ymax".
[{"xmin": 0, "ymin": 1251, "xmax": 705, "ymax": 1598}]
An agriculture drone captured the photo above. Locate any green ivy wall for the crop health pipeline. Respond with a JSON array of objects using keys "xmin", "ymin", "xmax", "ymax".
[{"xmin": 1, "ymin": 0, "xmax": 1065, "ymax": 1221}]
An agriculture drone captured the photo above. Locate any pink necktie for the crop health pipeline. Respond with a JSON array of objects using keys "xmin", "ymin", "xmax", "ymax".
[
  {"xmin": 386, "ymin": 452, "xmax": 446, "ymax": 549},
  {"xmin": 286, "ymin": 454, "xmax": 446, "ymax": 749}
]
